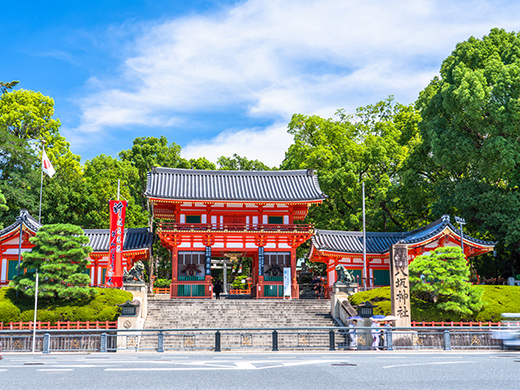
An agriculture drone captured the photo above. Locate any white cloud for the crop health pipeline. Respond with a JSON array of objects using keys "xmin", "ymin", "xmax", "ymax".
[
  {"xmin": 182, "ymin": 123, "xmax": 293, "ymax": 167},
  {"xmin": 68, "ymin": 0, "xmax": 520, "ymax": 164}
]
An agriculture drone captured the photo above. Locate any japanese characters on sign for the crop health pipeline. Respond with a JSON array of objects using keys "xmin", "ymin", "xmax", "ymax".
[
  {"xmin": 258, "ymin": 246, "xmax": 264, "ymax": 276},
  {"xmin": 390, "ymin": 244, "xmax": 411, "ymax": 327},
  {"xmin": 205, "ymin": 246, "xmax": 212, "ymax": 276},
  {"xmin": 106, "ymin": 200, "xmax": 127, "ymax": 288}
]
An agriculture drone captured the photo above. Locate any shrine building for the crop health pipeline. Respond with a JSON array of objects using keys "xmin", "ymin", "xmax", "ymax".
[
  {"xmin": 308, "ymin": 215, "xmax": 496, "ymax": 295},
  {"xmin": 145, "ymin": 167, "xmax": 326, "ymax": 299},
  {"xmin": 0, "ymin": 209, "xmax": 152, "ymax": 287}
]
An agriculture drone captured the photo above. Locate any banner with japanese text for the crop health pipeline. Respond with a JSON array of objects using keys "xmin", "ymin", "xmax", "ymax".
[{"xmin": 106, "ymin": 200, "xmax": 127, "ymax": 288}]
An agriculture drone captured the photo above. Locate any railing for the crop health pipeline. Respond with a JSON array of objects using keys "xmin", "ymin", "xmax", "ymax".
[
  {"xmin": 411, "ymin": 321, "xmax": 520, "ymax": 327},
  {"xmin": 229, "ymin": 287, "xmax": 251, "ymax": 295},
  {"xmin": 153, "ymin": 287, "xmax": 171, "ymax": 294},
  {"xmin": 158, "ymin": 222, "xmax": 313, "ymax": 232},
  {"xmin": 0, "ymin": 321, "xmax": 117, "ymax": 330},
  {"xmin": 1, "ymin": 326, "xmax": 515, "ymax": 353}
]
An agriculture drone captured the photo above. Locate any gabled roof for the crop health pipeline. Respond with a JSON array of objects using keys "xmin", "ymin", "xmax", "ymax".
[
  {"xmin": 312, "ymin": 215, "xmax": 496, "ymax": 255},
  {"xmin": 83, "ymin": 228, "xmax": 153, "ymax": 252},
  {"xmin": 145, "ymin": 167, "xmax": 327, "ymax": 202},
  {"xmin": 0, "ymin": 210, "xmax": 152, "ymax": 254},
  {"xmin": 0, "ymin": 209, "xmax": 41, "ymax": 238}
]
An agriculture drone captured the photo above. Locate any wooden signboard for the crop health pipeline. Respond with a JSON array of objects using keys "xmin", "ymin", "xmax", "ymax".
[{"xmin": 390, "ymin": 244, "xmax": 411, "ymax": 328}]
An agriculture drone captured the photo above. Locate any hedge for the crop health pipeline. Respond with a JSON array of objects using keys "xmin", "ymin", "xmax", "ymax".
[
  {"xmin": 0, "ymin": 287, "xmax": 133, "ymax": 323},
  {"xmin": 348, "ymin": 285, "xmax": 520, "ymax": 322}
]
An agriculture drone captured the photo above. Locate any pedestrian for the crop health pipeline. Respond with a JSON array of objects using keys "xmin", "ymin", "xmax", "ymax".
[
  {"xmin": 382, "ymin": 320, "xmax": 391, "ymax": 350},
  {"xmin": 371, "ymin": 319, "xmax": 381, "ymax": 350},
  {"xmin": 214, "ymin": 280, "xmax": 222, "ymax": 299},
  {"xmin": 314, "ymin": 277, "xmax": 322, "ymax": 299},
  {"xmin": 349, "ymin": 319, "xmax": 358, "ymax": 349}
]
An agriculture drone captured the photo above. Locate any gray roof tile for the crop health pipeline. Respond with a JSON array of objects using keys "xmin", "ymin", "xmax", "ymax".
[
  {"xmin": 312, "ymin": 216, "xmax": 496, "ymax": 254},
  {"xmin": 83, "ymin": 228, "xmax": 153, "ymax": 252},
  {"xmin": 145, "ymin": 167, "xmax": 327, "ymax": 202}
]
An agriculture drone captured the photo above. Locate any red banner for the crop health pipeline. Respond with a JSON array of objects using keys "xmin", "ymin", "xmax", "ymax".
[{"xmin": 106, "ymin": 200, "xmax": 127, "ymax": 288}]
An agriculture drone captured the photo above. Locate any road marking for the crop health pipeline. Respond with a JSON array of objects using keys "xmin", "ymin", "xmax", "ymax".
[
  {"xmin": 105, "ymin": 360, "xmax": 339, "ymax": 371},
  {"xmin": 383, "ymin": 361, "xmax": 475, "ymax": 369},
  {"xmin": 0, "ymin": 369, "xmax": 7, "ymax": 372},
  {"xmin": 37, "ymin": 369, "xmax": 74, "ymax": 372}
]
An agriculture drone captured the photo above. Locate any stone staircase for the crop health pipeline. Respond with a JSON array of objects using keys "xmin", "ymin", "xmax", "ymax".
[
  {"xmin": 135, "ymin": 299, "xmax": 339, "ymax": 351},
  {"xmin": 144, "ymin": 299, "xmax": 335, "ymax": 329}
]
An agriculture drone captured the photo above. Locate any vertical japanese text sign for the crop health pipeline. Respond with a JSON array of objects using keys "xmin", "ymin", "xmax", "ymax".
[
  {"xmin": 106, "ymin": 200, "xmax": 127, "ymax": 288},
  {"xmin": 390, "ymin": 244, "xmax": 411, "ymax": 327}
]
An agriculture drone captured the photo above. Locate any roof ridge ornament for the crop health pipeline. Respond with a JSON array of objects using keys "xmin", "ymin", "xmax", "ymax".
[{"xmin": 441, "ymin": 214, "xmax": 450, "ymax": 223}]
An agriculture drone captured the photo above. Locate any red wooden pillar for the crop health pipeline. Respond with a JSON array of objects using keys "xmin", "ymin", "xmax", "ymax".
[{"xmin": 170, "ymin": 247, "xmax": 178, "ymax": 298}]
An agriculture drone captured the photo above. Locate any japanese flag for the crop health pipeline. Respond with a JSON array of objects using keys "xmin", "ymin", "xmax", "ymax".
[{"xmin": 42, "ymin": 148, "xmax": 56, "ymax": 178}]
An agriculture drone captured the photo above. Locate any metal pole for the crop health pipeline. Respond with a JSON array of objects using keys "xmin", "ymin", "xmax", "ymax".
[
  {"xmin": 32, "ymin": 271, "xmax": 39, "ymax": 353},
  {"xmin": 362, "ymin": 182, "xmax": 367, "ymax": 291},
  {"xmin": 16, "ymin": 221, "xmax": 23, "ymax": 298},
  {"xmin": 38, "ymin": 143, "xmax": 44, "ymax": 223},
  {"xmin": 117, "ymin": 179, "xmax": 120, "ymax": 200}
]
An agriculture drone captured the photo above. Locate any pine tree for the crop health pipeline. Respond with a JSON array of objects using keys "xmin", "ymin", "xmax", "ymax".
[
  {"xmin": 11, "ymin": 224, "xmax": 96, "ymax": 301},
  {"xmin": 409, "ymin": 246, "xmax": 484, "ymax": 316}
]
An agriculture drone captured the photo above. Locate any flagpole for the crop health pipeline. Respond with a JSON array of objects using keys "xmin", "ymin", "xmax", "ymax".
[
  {"xmin": 362, "ymin": 182, "xmax": 367, "ymax": 291},
  {"xmin": 32, "ymin": 271, "xmax": 39, "ymax": 353},
  {"xmin": 38, "ymin": 142, "xmax": 44, "ymax": 223}
]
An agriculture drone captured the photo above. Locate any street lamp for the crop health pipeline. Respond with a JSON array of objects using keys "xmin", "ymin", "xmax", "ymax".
[{"xmin": 455, "ymin": 216, "xmax": 466, "ymax": 253}]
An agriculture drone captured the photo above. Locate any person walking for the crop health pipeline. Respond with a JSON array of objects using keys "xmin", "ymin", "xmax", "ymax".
[
  {"xmin": 382, "ymin": 320, "xmax": 391, "ymax": 350},
  {"xmin": 349, "ymin": 319, "xmax": 358, "ymax": 349},
  {"xmin": 371, "ymin": 319, "xmax": 381, "ymax": 350},
  {"xmin": 214, "ymin": 280, "xmax": 223, "ymax": 299}
]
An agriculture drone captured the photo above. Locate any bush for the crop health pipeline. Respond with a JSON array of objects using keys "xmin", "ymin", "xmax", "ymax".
[
  {"xmin": 0, "ymin": 287, "xmax": 133, "ymax": 323},
  {"xmin": 348, "ymin": 285, "xmax": 520, "ymax": 322},
  {"xmin": 154, "ymin": 279, "xmax": 171, "ymax": 288}
]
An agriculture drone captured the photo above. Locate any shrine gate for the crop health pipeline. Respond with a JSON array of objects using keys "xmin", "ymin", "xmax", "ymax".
[
  {"xmin": 146, "ymin": 167, "xmax": 326, "ymax": 299},
  {"xmin": 308, "ymin": 215, "xmax": 496, "ymax": 295}
]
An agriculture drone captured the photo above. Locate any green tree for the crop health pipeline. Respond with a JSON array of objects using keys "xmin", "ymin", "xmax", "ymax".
[
  {"xmin": 0, "ymin": 188, "xmax": 7, "ymax": 228},
  {"xmin": 217, "ymin": 154, "xmax": 273, "ymax": 171},
  {"xmin": 81, "ymin": 155, "xmax": 147, "ymax": 229},
  {"xmin": 415, "ymin": 28, "xmax": 520, "ymax": 276},
  {"xmin": 189, "ymin": 157, "xmax": 216, "ymax": 170},
  {"xmin": 281, "ymin": 98, "xmax": 420, "ymax": 232},
  {"xmin": 10, "ymin": 224, "xmax": 96, "ymax": 301},
  {"xmin": 0, "ymin": 80, "xmax": 19, "ymax": 94},
  {"xmin": 119, "ymin": 136, "xmax": 190, "ymax": 210},
  {"xmin": 409, "ymin": 246, "xmax": 484, "ymax": 316},
  {"xmin": 0, "ymin": 88, "xmax": 81, "ymax": 223}
]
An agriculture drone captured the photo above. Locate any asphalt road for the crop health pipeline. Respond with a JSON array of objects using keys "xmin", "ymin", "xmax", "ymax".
[{"xmin": 1, "ymin": 351, "xmax": 518, "ymax": 390}]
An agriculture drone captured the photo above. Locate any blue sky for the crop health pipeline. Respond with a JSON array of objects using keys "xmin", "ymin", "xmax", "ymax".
[{"xmin": 3, "ymin": 0, "xmax": 520, "ymax": 166}]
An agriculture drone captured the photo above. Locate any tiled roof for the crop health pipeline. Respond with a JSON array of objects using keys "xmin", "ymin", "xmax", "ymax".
[
  {"xmin": 312, "ymin": 215, "xmax": 496, "ymax": 254},
  {"xmin": 83, "ymin": 228, "xmax": 153, "ymax": 252},
  {"xmin": 0, "ymin": 209, "xmax": 42, "ymax": 238},
  {"xmin": 312, "ymin": 230, "xmax": 406, "ymax": 254},
  {"xmin": 145, "ymin": 167, "xmax": 327, "ymax": 202}
]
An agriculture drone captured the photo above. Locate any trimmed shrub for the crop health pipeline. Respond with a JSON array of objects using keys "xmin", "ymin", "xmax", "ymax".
[{"xmin": 0, "ymin": 287, "xmax": 133, "ymax": 323}]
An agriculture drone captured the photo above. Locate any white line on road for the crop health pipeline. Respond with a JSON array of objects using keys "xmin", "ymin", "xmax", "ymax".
[
  {"xmin": 383, "ymin": 361, "xmax": 475, "ymax": 369},
  {"xmin": 105, "ymin": 360, "xmax": 339, "ymax": 371},
  {"xmin": 36, "ymin": 369, "xmax": 74, "ymax": 372}
]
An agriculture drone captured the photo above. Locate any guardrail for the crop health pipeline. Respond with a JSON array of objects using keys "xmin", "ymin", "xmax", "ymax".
[
  {"xmin": 0, "ymin": 321, "xmax": 117, "ymax": 330},
  {"xmin": 1, "ymin": 326, "xmax": 516, "ymax": 353}
]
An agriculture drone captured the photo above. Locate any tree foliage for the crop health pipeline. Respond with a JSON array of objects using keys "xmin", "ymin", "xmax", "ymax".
[
  {"xmin": 281, "ymin": 98, "xmax": 420, "ymax": 232},
  {"xmin": 416, "ymin": 28, "xmax": 520, "ymax": 275},
  {"xmin": 409, "ymin": 246, "xmax": 484, "ymax": 316},
  {"xmin": 217, "ymin": 154, "xmax": 273, "ymax": 171},
  {"xmin": 10, "ymin": 224, "xmax": 96, "ymax": 301}
]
